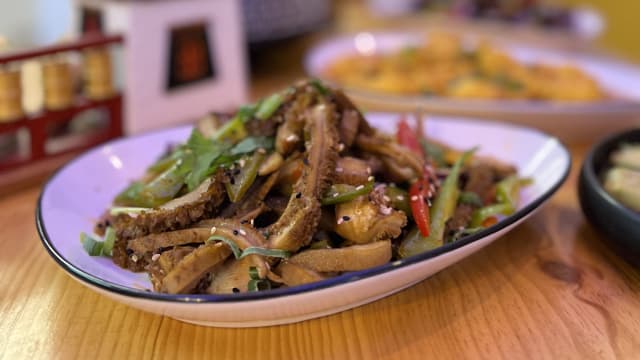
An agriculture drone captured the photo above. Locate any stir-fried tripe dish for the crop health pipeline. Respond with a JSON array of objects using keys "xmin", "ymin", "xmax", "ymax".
[
  {"xmin": 324, "ymin": 33, "xmax": 604, "ymax": 101},
  {"xmin": 81, "ymin": 80, "xmax": 529, "ymax": 294}
]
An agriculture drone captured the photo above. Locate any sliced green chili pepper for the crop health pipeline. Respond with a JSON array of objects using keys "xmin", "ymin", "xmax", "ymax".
[
  {"xmin": 255, "ymin": 93, "xmax": 283, "ymax": 120},
  {"xmin": 459, "ymin": 191, "xmax": 483, "ymax": 207},
  {"xmin": 384, "ymin": 186, "xmax": 411, "ymax": 216},
  {"xmin": 398, "ymin": 149, "xmax": 475, "ymax": 258},
  {"xmin": 138, "ymin": 158, "xmax": 193, "ymax": 207},
  {"xmin": 148, "ymin": 155, "xmax": 179, "ymax": 175},
  {"xmin": 212, "ymin": 116, "xmax": 247, "ymax": 142},
  {"xmin": 115, "ymin": 157, "xmax": 191, "ymax": 208},
  {"xmin": 469, "ymin": 175, "xmax": 528, "ymax": 227},
  {"xmin": 495, "ymin": 175, "xmax": 521, "ymax": 211},
  {"xmin": 114, "ymin": 182, "xmax": 149, "ymax": 207},
  {"xmin": 321, "ymin": 181, "xmax": 374, "ymax": 205},
  {"xmin": 470, "ymin": 203, "xmax": 512, "ymax": 227},
  {"xmin": 225, "ymin": 152, "xmax": 265, "ymax": 203}
]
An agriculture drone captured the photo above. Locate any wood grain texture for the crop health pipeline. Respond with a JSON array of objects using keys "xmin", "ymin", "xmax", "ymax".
[
  {"xmin": 2, "ymin": 4, "xmax": 640, "ymax": 356},
  {"xmin": 1, "ymin": 145, "xmax": 640, "ymax": 360}
]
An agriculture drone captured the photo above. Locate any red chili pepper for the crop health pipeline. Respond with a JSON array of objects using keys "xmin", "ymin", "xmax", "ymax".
[
  {"xmin": 398, "ymin": 116, "xmax": 432, "ymax": 236},
  {"xmin": 397, "ymin": 118, "xmax": 424, "ymax": 159},
  {"xmin": 409, "ymin": 181, "xmax": 430, "ymax": 236}
]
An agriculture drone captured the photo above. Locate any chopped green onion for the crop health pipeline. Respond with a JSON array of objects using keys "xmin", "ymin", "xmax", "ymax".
[
  {"xmin": 239, "ymin": 247, "xmax": 291, "ymax": 259},
  {"xmin": 247, "ymin": 278, "xmax": 271, "ymax": 292},
  {"xmin": 110, "ymin": 207, "xmax": 149, "ymax": 216},
  {"xmin": 247, "ymin": 266, "xmax": 271, "ymax": 292},
  {"xmin": 255, "ymin": 93, "xmax": 283, "ymax": 120},
  {"xmin": 81, "ymin": 228, "xmax": 117, "ymax": 257},
  {"xmin": 102, "ymin": 227, "xmax": 116, "ymax": 256},
  {"xmin": 80, "ymin": 232, "xmax": 104, "ymax": 256},
  {"xmin": 248, "ymin": 266, "xmax": 260, "ymax": 280},
  {"xmin": 208, "ymin": 235, "xmax": 242, "ymax": 259}
]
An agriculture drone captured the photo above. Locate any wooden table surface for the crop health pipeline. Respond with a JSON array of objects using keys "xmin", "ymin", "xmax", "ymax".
[{"xmin": 3, "ymin": 10, "xmax": 640, "ymax": 360}]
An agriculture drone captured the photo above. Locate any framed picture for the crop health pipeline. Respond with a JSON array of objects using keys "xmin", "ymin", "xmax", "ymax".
[
  {"xmin": 80, "ymin": 7, "xmax": 103, "ymax": 35},
  {"xmin": 166, "ymin": 22, "xmax": 216, "ymax": 90}
]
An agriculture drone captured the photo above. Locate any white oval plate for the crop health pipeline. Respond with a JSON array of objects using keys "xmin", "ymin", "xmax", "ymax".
[
  {"xmin": 37, "ymin": 113, "xmax": 570, "ymax": 327},
  {"xmin": 305, "ymin": 32, "xmax": 640, "ymax": 142}
]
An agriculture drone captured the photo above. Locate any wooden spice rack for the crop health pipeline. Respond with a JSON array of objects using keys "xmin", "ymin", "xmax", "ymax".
[{"xmin": 0, "ymin": 34, "xmax": 124, "ymax": 189}]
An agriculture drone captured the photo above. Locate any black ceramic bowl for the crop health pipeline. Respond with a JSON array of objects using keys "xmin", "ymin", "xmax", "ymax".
[{"xmin": 578, "ymin": 128, "xmax": 640, "ymax": 266}]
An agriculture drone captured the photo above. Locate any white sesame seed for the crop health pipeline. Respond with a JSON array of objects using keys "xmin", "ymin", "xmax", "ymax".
[
  {"xmin": 411, "ymin": 195, "xmax": 419, "ymax": 201},
  {"xmin": 366, "ymin": 167, "xmax": 372, "ymax": 175},
  {"xmin": 131, "ymin": 254, "xmax": 139, "ymax": 262},
  {"xmin": 383, "ymin": 195, "xmax": 391, "ymax": 202},
  {"xmin": 367, "ymin": 176, "xmax": 374, "ymax": 182},
  {"xmin": 427, "ymin": 199, "xmax": 432, "ymax": 206},
  {"xmin": 286, "ymin": 134, "xmax": 299, "ymax": 142},
  {"xmin": 335, "ymin": 167, "xmax": 343, "ymax": 172},
  {"xmin": 238, "ymin": 229, "xmax": 247, "ymax": 236},
  {"xmin": 210, "ymin": 226, "xmax": 217, "ymax": 234},
  {"xmin": 332, "ymin": 193, "xmax": 339, "ymax": 197},
  {"xmin": 238, "ymin": 159, "xmax": 246, "ymax": 167},
  {"xmin": 338, "ymin": 143, "xmax": 345, "ymax": 151},
  {"xmin": 355, "ymin": 185, "xmax": 364, "ymax": 190},
  {"xmin": 250, "ymin": 219, "xmax": 255, "ymax": 226},
  {"xmin": 380, "ymin": 206, "xmax": 392, "ymax": 215},
  {"xmin": 151, "ymin": 253, "xmax": 160, "ymax": 262},
  {"xmin": 337, "ymin": 218, "xmax": 344, "ymax": 225},
  {"xmin": 397, "ymin": 195, "xmax": 405, "ymax": 201},
  {"xmin": 257, "ymin": 148, "xmax": 266, "ymax": 154}
]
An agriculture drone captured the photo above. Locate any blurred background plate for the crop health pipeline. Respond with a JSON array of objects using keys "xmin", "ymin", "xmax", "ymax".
[{"xmin": 305, "ymin": 31, "xmax": 640, "ymax": 144}]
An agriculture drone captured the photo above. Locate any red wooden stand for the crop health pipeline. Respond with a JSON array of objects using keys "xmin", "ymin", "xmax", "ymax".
[{"xmin": 0, "ymin": 34, "xmax": 124, "ymax": 189}]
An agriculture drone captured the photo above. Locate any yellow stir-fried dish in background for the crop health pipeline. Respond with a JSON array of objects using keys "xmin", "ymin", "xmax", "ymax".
[{"xmin": 324, "ymin": 33, "xmax": 605, "ymax": 102}]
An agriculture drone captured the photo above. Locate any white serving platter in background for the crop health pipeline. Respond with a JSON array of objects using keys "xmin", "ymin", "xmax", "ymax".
[{"xmin": 305, "ymin": 31, "xmax": 640, "ymax": 143}]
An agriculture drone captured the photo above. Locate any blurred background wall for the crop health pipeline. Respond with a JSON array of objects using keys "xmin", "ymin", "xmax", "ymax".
[
  {"xmin": 0, "ymin": 0, "xmax": 637, "ymax": 62},
  {"xmin": 0, "ymin": 0, "xmax": 72, "ymax": 46},
  {"xmin": 563, "ymin": 0, "xmax": 640, "ymax": 61}
]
